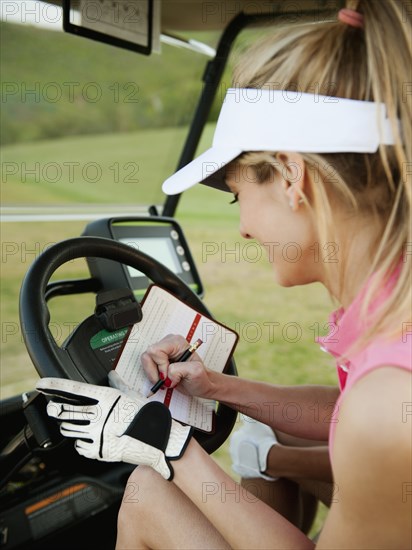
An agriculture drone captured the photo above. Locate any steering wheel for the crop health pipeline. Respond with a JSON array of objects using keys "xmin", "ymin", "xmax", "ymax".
[{"xmin": 19, "ymin": 236, "xmax": 237, "ymax": 453}]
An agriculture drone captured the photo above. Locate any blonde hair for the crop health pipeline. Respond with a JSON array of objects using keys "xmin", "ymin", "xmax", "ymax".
[{"xmin": 233, "ymin": 0, "xmax": 411, "ymax": 346}]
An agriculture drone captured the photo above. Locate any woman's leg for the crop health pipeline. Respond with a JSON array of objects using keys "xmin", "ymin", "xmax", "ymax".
[
  {"xmin": 240, "ymin": 476, "xmax": 303, "ymax": 527},
  {"xmin": 117, "ymin": 440, "xmax": 312, "ymax": 550},
  {"xmin": 116, "ymin": 465, "xmax": 230, "ymax": 550}
]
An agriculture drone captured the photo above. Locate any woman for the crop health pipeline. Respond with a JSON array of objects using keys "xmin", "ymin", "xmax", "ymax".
[{"xmin": 38, "ymin": 1, "xmax": 411, "ymax": 547}]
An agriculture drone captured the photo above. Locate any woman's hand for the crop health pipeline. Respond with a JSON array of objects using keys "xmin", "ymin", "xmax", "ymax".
[{"xmin": 141, "ymin": 334, "xmax": 215, "ymax": 398}]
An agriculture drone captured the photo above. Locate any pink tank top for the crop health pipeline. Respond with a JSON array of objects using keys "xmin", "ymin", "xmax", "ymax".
[{"xmin": 317, "ymin": 269, "xmax": 412, "ymax": 453}]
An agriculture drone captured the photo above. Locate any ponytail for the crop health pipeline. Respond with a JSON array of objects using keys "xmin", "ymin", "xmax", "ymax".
[{"xmin": 356, "ymin": 0, "xmax": 411, "ymax": 342}]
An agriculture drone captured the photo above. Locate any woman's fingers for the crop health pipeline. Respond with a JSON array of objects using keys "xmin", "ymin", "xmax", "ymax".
[{"xmin": 141, "ymin": 334, "xmax": 192, "ymax": 383}]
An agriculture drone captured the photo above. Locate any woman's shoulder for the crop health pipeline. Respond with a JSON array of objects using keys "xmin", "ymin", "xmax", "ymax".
[
  {"xmin": 332, "ymin": 366, "xmax": 410, "ymax": 518},
  {"xmin": 318, "ymin": 366, "xmax": 411, "ymax": 548},
  {"xmin": 337, "ymin": 365, "xmax": 411, "ymax": 448},
  {"xmin": 334, "ymin": 365, "xmax": 411, "ymax": 500}
]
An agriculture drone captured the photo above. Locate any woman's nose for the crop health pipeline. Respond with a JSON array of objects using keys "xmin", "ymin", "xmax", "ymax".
[{"xmin": 239, "ymin": 223, "xmax": 252, "ymax": 240}]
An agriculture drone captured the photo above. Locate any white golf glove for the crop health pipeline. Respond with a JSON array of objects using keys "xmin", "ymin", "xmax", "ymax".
[
  {"xmin": 230, "ymin": 415, "xmax": 278, "ymax": 481},
  {"xmin": 36, "ymin": 376, "xmax": 192, "ymax": 481}
]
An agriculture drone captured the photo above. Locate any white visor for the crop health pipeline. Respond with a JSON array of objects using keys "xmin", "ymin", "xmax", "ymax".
[{"xmin": 162, "ymin": 88, "xmax": 398, "ymax": 195}]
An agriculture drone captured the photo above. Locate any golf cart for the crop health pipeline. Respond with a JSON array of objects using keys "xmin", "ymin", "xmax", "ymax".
[{"xmin": 0, "ymin": 2, "xmax": 343, "ymax": 548}]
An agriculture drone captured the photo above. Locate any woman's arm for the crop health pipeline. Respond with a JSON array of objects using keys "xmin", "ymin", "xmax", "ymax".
[
  {"xmin": 266, "ymin": 441, "xmax": 332, "ymax": 482},
  {"xmin": 142, "ymin": 334, "xmax": 339, "ymax": 441},
  {"xmin": 208, "ymin": 371, "xmax": 339, "ymax": 441}
]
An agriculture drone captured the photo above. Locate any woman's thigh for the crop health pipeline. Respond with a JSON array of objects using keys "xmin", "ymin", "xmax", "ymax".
[{"xmin": 116, "ymin": 466, "xmax": 231, "ymax": 550}]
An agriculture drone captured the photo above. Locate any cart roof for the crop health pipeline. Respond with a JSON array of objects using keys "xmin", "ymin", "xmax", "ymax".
[{"xmin": 44, "ymin": 1, "xmax": 344, "ymax": 32}]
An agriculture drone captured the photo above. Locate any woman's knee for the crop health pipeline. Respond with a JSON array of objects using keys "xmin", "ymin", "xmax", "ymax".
[
  {"xmin": 122, "ymin": 466, "xmax": 165, "ymax": 508},
  {"xmin": 118, "ymin": 467, "xmax": 159, "ymax": 522}
]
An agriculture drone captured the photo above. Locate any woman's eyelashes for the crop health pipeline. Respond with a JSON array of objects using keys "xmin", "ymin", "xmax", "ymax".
[{"xmin": 229, "ymin": 193, "xmax": 239, "ymax": 204}]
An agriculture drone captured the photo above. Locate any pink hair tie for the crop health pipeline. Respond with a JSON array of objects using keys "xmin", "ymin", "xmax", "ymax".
[{"xmin": 338, "ymin": 8, "xmax": 364, "ymax": 29}]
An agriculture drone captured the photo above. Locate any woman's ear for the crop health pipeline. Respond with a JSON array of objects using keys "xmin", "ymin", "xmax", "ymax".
[{"xmin": 275, "ymin": 152, "xmax": 306, "ymax": 211}]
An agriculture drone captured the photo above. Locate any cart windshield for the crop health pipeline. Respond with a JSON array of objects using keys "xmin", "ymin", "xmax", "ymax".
[{"xmin": 1, "ymin": 3, "xmax": 221, "ymax": 215}]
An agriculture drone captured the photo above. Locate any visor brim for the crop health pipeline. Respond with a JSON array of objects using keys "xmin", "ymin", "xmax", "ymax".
[{"xmin": 162, "ymin": 147, "xmax": 241, "ymax": 195}]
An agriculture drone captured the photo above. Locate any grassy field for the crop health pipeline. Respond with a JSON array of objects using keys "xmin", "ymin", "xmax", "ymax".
[
  {"xmin": 0, "ymin": 21, "xmax": 223, "ymax": 145},
  {"xmin": 1, "ymin": 127, "xmax": 336, "ymax": 534}
]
